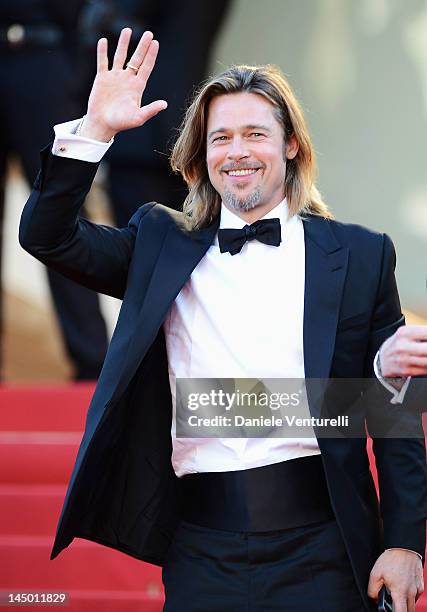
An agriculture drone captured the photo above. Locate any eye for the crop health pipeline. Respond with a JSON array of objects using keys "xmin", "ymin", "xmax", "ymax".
[
  {"xmin": 249, "ymin": 132, "xmax": 264, "ymax": 138},
  {"xmin": 213, "ymin": 135, "xmax": 228, "ymax": 143}
]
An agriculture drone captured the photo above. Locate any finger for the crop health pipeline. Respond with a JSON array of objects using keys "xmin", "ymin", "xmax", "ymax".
[
  {"xmin": 136, "ymin": 39, "xmax": 159, "ymax": 89},
  {"xmin": 405, "ymin": 356, "xmax": 427, "ymax": 367},
  {"xmin": 127, "ymin": 30, "xmax": 154, "ymax": 71},
  {"xmin": 135, "ymin": 99, "xmax": 168, "ymax": 126},
  {"xmin": 396, "ymin": 339, "xmax": 427, "ymax": 357},
  {"xmin": 402, "ymin": 365, "xmax": 427, "ymax": 376},
  {"xmin": 391, "ymin": 593, "xmax": 407, "ymax": 612},
  {"xmin": 391, "ymin": 366, "xmax": 427, "ymax": 378},
  {"xmin": 97, "ymin": 38, "xmax": 108, "ymax": 73},
  {"xmin": 406, "ymin": 343, "xmax": 427, "ymax": 357},
  {"xmin": 407, "ymin": 592, "xmax": 416, "ymax": 612},
  {"xmin": 112, "ymin": 27, "xmax": 132, "ymax": 70},
  {"xmin": 415, "ymin": 574, "xmax": 424, "ymax": 600},
  {"xmin": 367, "ymin": 575, "xmax": 382, "ymax": 600},
  {"xmin": 393, "ymin": 356, "xmax": 427, "ymax": 376},
  {"xmin": 397, "ymin": 325, "xmax": 427, "ymax": 341},
  {"xmin": 385, "ymin": 350, "xmax": 427, "ymax": 376}
]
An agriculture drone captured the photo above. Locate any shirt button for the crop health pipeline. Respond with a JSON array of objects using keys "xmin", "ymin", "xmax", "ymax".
[{"xmin": 59, "ymin": 146, "xmax": 66, "ymax": 152}]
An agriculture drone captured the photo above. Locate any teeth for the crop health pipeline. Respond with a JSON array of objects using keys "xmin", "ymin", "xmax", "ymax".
[{"xmin": 227, "ymin": 169, "xmax": 258, "ymax": 176}]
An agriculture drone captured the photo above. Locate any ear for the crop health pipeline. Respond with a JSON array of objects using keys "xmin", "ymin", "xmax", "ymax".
[{"xmin": 285, "ymin": 134, "xmax": 299, "ymax": 160}]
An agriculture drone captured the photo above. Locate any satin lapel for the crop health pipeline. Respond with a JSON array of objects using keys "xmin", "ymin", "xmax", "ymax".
[
  {"xmin": 303, "ymin": 216, "xmax": 349, "ymax": 380},
  {"xmin": 112, "ymin": 214, "xmax": 219, "ymax": 399}
]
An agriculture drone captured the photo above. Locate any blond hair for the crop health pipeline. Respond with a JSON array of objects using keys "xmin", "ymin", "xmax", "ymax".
[{"xmin": 171, "ymin": 64, "xmax": 332, "ymax": 229}]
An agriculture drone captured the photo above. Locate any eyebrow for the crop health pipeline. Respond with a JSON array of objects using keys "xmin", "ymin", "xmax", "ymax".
[{"xmin": 207, "ymin": 124, "xmax": 272, "ymax": 140}]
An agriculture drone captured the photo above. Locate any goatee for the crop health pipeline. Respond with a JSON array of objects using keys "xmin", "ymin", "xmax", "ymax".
[{"xmin": 223, "ymin": 187, "xmax": 262, "ymax": 212}]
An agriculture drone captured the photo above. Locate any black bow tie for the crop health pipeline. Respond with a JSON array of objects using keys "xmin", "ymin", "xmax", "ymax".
[{"xmin": 218, "ymin": 218, "xmax": 282, "ymax": 256}]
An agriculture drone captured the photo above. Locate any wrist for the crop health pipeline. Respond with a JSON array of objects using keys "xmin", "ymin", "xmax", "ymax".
[
  {"xmin": 377, "ymin": 349, "xmax": 406, "ymax": 389},
  {"xmin": 385, "ymin": 547, "xmax": 423, "ymax": 561},
  {"xmin": 77, "ymin": 116, "xmax": 116, "ymax": 143},
  {"xmin": 378, "ymin": 343, "xmax": 393, "ymax": 379}
]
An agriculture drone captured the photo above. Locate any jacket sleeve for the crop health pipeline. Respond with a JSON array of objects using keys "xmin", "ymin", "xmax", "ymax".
[
  {"xmin": 366, "ymin": 234, "xmax": 427, "ymax": 559},
  {"xmin": 398, "ymin": 377, "xmax": 427, "ymax": 413},
  {"xmin": 19, "ymin": 145, "xmax": 154, "ymax": 300}
]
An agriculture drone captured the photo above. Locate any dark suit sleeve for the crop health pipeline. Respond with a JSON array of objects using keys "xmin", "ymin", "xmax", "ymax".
[
  {"xmin": 366, "ymin": 234, "xmax": 427, "ymax": 559},
  {"xmin": 399, "ymin": 377, "xmax": 427, "ymax": 412},
  {"xmin": 19, "ymin": 146, "xmax": 153, "ymax": 300},
  {"xmin": 364, "ymin": 234, "xmax": 404, "ymax": 373}
]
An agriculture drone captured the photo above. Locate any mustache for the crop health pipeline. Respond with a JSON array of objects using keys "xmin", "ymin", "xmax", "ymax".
[{"xmin": 221, "ymin": 162, "xmax": 264, "ymax": 172}]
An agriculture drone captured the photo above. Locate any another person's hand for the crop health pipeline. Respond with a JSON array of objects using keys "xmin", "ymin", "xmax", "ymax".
[
  {"xmin": 368, "ymin": 549, "xmax": 424, "ymax": 612},
  {"xmin": 80, "ymin": 28, "xmax": 167, "ymax": 142},
  {"xmin": 380, "ymin": 325, "xmax": 427, "ymax": 378}
]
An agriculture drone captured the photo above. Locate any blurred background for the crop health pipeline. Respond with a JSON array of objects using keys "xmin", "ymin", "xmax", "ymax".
[{"xmin": 2, "ymin": 0, "xmax": 427, "ymax": 383}]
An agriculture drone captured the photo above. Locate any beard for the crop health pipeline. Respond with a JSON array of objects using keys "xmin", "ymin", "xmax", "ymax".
[{"xmin": 223, "ymin": 186, "xmax": 262, "ymax": 212}]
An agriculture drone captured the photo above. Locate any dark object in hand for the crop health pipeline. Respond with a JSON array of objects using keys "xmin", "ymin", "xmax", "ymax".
[{"xmin": 378, "ymin": 585, "xmax": 393, "ymax": 611}]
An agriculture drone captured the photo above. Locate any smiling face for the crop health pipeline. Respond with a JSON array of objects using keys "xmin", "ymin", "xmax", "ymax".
[{"xmin": 206, "ymin": 91, "xmax": 298, "ymax": 222}]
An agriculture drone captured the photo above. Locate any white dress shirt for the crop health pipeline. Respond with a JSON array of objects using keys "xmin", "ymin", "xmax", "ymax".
[{"xmin": 164, "ymin": 201, "xmax": 321, "ymax": 476}]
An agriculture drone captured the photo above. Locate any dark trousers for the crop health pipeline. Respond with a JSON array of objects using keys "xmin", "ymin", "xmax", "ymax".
[{"xmin": 162, "ymin": 518, "xmax": 374, "ymax": 612}]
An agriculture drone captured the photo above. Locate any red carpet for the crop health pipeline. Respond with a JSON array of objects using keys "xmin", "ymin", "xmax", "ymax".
[
  {"xmin": 0, "ymin": 385, "xmax": 425, "ymax": 610},
  {"xmin": 0, "ymin": 385, "xmax": 163, "ymax": 611}
]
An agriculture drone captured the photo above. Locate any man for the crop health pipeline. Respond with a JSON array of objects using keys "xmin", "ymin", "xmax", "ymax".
[{"xmin": 19, "ymin": 30, "xmax": 427, "ymax": 611}]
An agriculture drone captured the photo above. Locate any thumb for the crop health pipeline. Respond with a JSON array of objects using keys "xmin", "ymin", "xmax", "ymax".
[
  {"xmin": 135, "ymin": 100, "xmax": 168, "ymax": 126},
  {"xmin": 367, "ymin": 573, "xmax": 383, "ymax": 600}
]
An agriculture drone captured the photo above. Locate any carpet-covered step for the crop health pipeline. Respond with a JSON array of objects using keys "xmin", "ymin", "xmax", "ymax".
[
  {"xmin": 0, "ymin": 432, "xmax": 80, "ymax": 484},
  {"xmin": 0, "ymin": 384, "xmax": 93, "ymax": 432},
  {"xmin": 0, "ymin": 484, "xmax": 66, "ymax": 535},
  {"xmin": 0, "ymin": 536, "xmax": 163, "ymax": 592}
]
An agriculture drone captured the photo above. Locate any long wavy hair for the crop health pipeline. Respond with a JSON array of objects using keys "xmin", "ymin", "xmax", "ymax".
[{"xmin": 171, "ymin": 64, "xmax": 332, "ymax": 229}]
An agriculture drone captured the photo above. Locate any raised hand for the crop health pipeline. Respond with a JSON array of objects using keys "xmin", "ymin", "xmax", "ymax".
[{"xmin": 80, "ymin": 29, "xmax": 167, "ymax": 142}]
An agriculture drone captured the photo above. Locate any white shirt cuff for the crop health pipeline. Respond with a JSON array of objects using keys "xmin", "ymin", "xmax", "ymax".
[
  {"xmin": 373, "ymin": 350, "xmax": 411, "ymax": 404},
  {"xmin": 386, "ymin": 547, "xmax": 423, "ymax": 560},
  {"xmin": 52, "ymin": 118, "xmax": 113, "ymax": 163}
]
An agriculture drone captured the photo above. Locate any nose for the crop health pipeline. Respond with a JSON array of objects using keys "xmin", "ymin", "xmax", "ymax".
[{"xmin": 226, "ymin": 135, "xmax": 250, "ymax": 161}]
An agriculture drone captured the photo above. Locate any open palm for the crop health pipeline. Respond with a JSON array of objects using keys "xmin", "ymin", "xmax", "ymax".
[{"xmin": 83, "ymin": 29, "xmax": 167, "ymax": 141}]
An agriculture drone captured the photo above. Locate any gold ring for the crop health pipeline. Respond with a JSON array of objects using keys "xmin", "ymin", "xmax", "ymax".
[{"xmin": 126, "ymin": 63, "xmax": 139, "ymax": 73}]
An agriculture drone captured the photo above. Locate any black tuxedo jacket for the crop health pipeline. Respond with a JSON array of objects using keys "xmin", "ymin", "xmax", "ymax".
[{"xmin": 19, "ymin": 149, "xmax": 427, "ymax": 610}]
